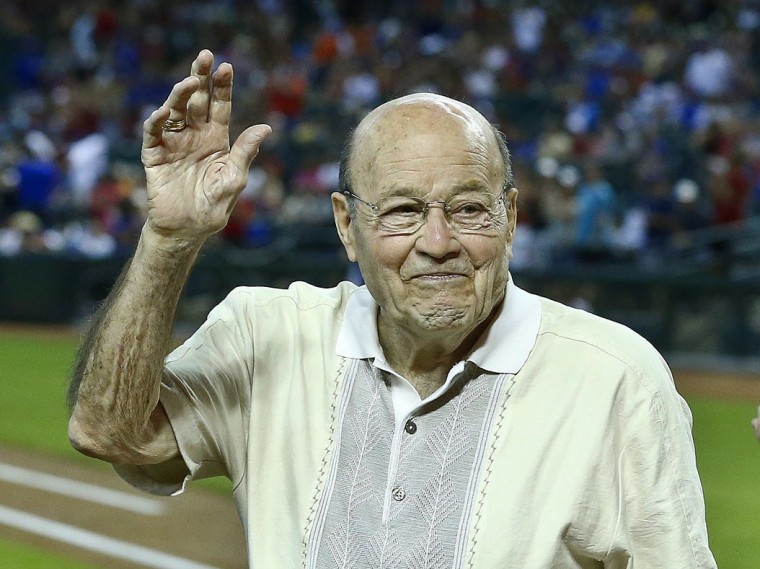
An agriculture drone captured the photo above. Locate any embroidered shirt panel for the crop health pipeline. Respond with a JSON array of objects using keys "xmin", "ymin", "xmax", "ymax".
[{"xmin": 307, "ymin": 360, "xmax": 510, "ymax": 569}]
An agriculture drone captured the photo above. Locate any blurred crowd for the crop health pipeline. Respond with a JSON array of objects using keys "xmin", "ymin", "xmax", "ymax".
[{"xmin": 1, "ymin": 0, "xmax": 760, "ymax": 269}]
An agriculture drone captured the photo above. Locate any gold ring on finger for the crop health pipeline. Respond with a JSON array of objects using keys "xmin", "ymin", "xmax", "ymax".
[{"xmin": 162, "ymin": 118, "xmax": 188, "ymax": 132}]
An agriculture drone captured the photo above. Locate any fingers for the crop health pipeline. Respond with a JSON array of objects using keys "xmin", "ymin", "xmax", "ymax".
[
  {"xmin": 142, "ymin": 76, "xmax": 199, "ymax": 150},
  {"xmin": 142, "ymin": 106, "xmax": 170, "ymax": 151},
  {"xmin": 187, "ymin": 49, "xmax": 214, "ymax": 124},
  {"xmin": 143, "ymin": 49, "xmax": 211, "ymax": 148},
  {"xmin": 145, "ymin": 49, "xmax": 232, "ymax": 139},
  {"xmin": 166, "ymin": 76, "xmax": 199, "ymax": 122},
  {"xmin": 228, "ymin": 124, "xmax": 273, "ymax": 178},
  {"xmin": 209, "ymin": 62, "xmax": 234, "ymax": 126}
]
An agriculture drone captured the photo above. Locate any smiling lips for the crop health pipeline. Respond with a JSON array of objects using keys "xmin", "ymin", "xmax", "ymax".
[{"xmin": 410, "ymin": 272, "xmax": 469, "ymax": 281}]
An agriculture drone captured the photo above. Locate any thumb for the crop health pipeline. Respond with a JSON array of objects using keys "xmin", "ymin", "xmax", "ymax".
[{"xmin": 229, "ymin": 124, "xmax": 273, "ymax": 173}]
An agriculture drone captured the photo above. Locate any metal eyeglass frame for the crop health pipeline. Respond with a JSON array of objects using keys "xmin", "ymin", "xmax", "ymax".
[{"xmin": 341, "ymin": 189, "xmax": 508, "ymax": 234}]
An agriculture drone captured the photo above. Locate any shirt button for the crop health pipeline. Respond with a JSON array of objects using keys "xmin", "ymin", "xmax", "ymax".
[
  {"xmin": 391, "ymin": 486, "xmax": 406, "ymax": 501},
  {"xmin": 404, "ymin": 420, "xmax": 417, "ymax": 434}
]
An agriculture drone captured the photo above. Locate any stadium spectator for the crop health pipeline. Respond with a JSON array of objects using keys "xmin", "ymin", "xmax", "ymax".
[
  {"xmin": 573, "ymin": 162, "xmax": 618, "ymax": 260},
  {"xmin": 703, "ymin": 157, "xmax": 747, "ymax": 227},
  {"xmin": 13, "ymin": 133, "xmax": 62, "ymax": 223},
  {"xmin": 0, "ymin": 210, "xmax": 48, "ymax": 254},
  {"xmin": 0, "ymin": 0, "xmax": 757, "ymax": 263},
  {"xmin": 643, "ymin": 176, "xmax": 680, "ymax": 252},
  {"xmin": 683, "ymin": 38, "xmax": 736, "ymax": 99},
  {"xmin": 672, "ymin": 178, "xmax": 712, "ymax": 241}
]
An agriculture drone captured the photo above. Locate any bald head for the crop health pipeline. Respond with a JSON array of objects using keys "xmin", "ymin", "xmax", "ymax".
[{"xmin": 338, "ymin": 94, "xmax": 513, "ymax": 205}]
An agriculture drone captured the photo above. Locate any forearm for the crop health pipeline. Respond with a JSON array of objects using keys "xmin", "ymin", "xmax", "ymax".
[
  {"xmin": 67, "ymin": 48, "xmax": 270, "ymax": 464},
  {"xmin": 68, "ymin": 225, "xmax": 203, "ymax": 463}
]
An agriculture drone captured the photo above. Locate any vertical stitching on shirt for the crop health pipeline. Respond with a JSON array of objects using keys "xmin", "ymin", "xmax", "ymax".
[
  {"xmin": 466, "ymin": 373, "xmax": 516, "ymax": 569},
  {"xmin": 452, "ymin": 373, "xmax": 507, "ymax": 568},
  {"xmin": 302, "ymin": 356, "xmax": 348, "ymax": 567}
]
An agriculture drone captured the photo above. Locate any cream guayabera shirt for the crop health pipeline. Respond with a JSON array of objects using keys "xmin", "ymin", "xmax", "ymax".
[{"xmin": 117, "ymin": 279, "xmax": 717, "ymax": 569}]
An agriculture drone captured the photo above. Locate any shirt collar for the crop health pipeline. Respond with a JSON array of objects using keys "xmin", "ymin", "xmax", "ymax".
[{"xmin": 336, "ymin": 275, "xmax": 541, "ymax": 375}]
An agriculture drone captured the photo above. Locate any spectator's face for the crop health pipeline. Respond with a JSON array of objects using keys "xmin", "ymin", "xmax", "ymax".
[{"xmin": 333, "ymin": 95, "xmax": 517, "ymax": 339}]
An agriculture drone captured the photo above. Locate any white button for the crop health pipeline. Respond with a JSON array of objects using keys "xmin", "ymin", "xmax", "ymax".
[{"xmin": 391, "ymin": 486, "xmax": 406, "ymax": 501}]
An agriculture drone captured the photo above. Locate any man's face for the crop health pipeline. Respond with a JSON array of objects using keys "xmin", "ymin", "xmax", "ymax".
[{"xmin": 333, "ymin": 96, "xmax": 517, "ymax": 339}]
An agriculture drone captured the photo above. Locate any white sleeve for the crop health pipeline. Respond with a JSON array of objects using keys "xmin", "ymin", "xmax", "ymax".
[
  {"xmin": 114, "ymin": 288, "xmax": 255, "ymax": 496},
  {"xmin": 604, "ymin": 358, "xmax": 717, "ymax": 568}
]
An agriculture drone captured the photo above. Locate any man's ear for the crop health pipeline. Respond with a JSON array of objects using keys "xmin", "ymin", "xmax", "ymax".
[
  {"xmin": 506, "ymin": 187, "xmax": 518, "ymax": 235},
  {"xmin": 332, "ymin": 192, "xmax": 357, "ymax": 262},
  {"xmin": 504, "ymin": 187, "xmax": 518, "ymax": 261}
]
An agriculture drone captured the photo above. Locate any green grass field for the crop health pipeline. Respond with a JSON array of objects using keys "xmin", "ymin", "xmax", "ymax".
[
  {"xmin": 0, "ymin": 537, "xmax": 102, "ymax": 569},
  {"xmin": 1, "ymin": 328, "xmax": 759, "ymax": 568},
  {"xmin": 0, "ymin": 328, "xmax": 232, "ymax": 489},
  {"xmin": 690, "ymin": 397, "xmax": 760, "ymax": 568}
]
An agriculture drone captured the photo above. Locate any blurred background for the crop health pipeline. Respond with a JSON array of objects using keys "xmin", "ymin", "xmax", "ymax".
[
  {"xmin": 0, "ymin": 0, "xmax": 759, "ymax": 363},
  {"xmin": 0, "ymin": 1, "xmax": 759, "ymax": 567}
]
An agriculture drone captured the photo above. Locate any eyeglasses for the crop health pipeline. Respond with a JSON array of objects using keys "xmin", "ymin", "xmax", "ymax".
[{"xmin": 343, "ymin": 189, "xmax": 509, "ymax": 235}]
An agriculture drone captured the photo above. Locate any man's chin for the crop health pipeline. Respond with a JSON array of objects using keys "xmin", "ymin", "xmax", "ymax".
[{"xmin": 413, "ymin": 304, "xmax": 473, "ymax": 331}]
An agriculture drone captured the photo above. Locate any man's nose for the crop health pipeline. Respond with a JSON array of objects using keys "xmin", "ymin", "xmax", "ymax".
[{"xmin": 414, "ymin": 204, "xmax": 461, "ymax": 258}]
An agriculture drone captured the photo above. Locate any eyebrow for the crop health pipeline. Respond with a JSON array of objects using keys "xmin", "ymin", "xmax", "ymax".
[
  {"xmin": 378, "ymin": 180, "xmax": 494, "ymax": 199},
  {"xmin": 450, "ymin": 181, "xmax": 494, "ymax": 195}
]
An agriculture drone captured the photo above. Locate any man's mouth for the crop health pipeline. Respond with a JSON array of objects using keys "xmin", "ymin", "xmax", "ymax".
[{"xmin": 410, "ymin": 272, "xmax": 467, "ymax": 281}]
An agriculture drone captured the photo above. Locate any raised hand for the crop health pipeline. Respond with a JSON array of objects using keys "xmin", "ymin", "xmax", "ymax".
[{"xmin": 141, "ymin": 49, "xmax": 271, "ymax": 244}]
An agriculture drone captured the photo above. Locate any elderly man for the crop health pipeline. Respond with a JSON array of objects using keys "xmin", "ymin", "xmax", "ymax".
[{"xmin": 68, "ymin": 50, "xmax": 717, "ymax": 568}]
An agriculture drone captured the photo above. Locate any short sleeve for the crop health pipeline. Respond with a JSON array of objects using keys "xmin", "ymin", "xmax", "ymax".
[
  {"xmin": 604, "ymin": 356, "xmax": 717, "ymax": 568},
  {"xmin": 114, "ymin": 288, "xmax": 255, "ymax": 495}
]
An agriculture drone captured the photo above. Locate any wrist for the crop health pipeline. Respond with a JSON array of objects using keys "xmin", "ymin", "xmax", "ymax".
[{"xmin": 139, "ymin": 223, "xmax": 205, "ymax": 261}]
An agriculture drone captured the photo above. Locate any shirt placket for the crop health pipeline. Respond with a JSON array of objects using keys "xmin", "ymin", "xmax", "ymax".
[
  {"xmin": 382, "ymin": 409, "xmax": 418, "ymax": 523},
  {"xmin": 380, "ymin": 367, "xmax": 468, "ymax": 525}
]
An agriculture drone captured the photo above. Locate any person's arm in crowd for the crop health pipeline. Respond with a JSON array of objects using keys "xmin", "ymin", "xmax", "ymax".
[{"xmin": 67, "ymin": 49, "xmax": 271, "ymax": 466}]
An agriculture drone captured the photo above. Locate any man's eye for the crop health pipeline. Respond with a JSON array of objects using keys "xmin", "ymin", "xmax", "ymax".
[
  {"xmin": 454, "ymin": 202, "xmax": 488, "ymax": 215},
  {"xmin": 384, "ymin": 203, "xmax": 423, "ymax": 216}
]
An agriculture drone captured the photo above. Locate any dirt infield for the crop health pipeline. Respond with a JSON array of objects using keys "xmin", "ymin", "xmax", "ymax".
[
  {"xmin": 673, "ymin": 368, "xmax": 760, "ymax": 401},
  {"xmin": 0, "ymin": 444, "xmax": 246, "ymax": 568},
  {"xmin": 1, "ymin": 361, "xmax": 758, "ymax": 568}
]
